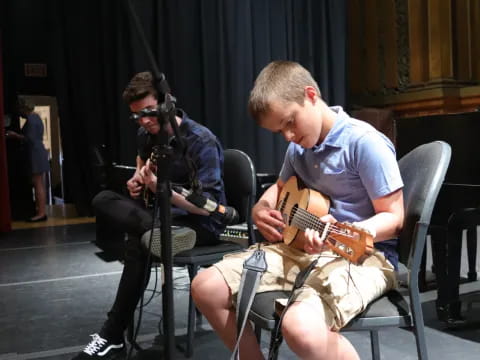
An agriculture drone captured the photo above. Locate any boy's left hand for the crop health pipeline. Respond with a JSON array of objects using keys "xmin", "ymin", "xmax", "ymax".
[{"xmin": 303, "ymin": 214, "xmax": 337, "ymax": 254}]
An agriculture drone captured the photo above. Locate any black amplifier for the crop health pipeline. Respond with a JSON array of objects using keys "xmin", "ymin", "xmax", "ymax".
[{"xmin": 220, "ymin": 223, "xmax": 260, "ymax": 246}]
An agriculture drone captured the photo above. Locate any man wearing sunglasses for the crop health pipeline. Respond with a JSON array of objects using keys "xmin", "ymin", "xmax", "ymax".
[{"xmin": 73, "ymin": 71, "xmax": 226, "ymax": 359}]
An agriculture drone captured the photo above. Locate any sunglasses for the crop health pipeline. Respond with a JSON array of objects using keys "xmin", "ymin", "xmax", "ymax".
[{"xmin": 129, "ymin": 107, "xmax": 159, "ymax": 122}]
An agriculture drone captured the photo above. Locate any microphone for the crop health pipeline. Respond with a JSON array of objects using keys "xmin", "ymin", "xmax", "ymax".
[{"xmin": 173, "ymin": 185, "xmax": 240, "ymax": 225}]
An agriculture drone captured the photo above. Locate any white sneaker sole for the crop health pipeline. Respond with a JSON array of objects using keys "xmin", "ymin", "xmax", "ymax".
[{"xmin": 141, "ymin": 226, "xmax": 196, "ymax": 259}]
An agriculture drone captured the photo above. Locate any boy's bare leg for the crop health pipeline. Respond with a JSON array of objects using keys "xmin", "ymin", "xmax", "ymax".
[
  {"xmin": 191, "ymin": 267, "xmax": 264, "ymax": 360},
  {"xmin": 281, "ymin": 302, "xmax": 360, "ymax": 360}
]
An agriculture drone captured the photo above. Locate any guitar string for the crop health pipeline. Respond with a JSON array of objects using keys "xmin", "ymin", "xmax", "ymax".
[
  {"xmin": 288, "ymin": 214, "xmax": 353, "ymax": 262},
  {"xmin": 290, "ymin": 208, "xmax": 373, "ymax": 254},
  {"xmin": 290, "ymin": 207, "xmax": 350, "ymax": 237},
  {"xmin": 289, "ymin": 210, "xmax": 356, "ymax": 290},
  {"xmin": 293, "ymin": 207, "xmax": 372, "ymax": 268},
  {"xmin": 283, "ymin": 199, "xmax": 357, "ymax": 289},
  {"xmin": 291, "ymin": 207, "xmax": 345, "ymax": 235},
  {"xmin": 279, "ymin": 205, "xmax": 356, "ymax": 285},
  {"xmin": 289, "ymin": 207, "xmax": 359, "ymax": 256}
]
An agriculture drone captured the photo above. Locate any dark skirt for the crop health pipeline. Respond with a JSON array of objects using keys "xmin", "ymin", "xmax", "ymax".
[{"xmin": 29, "ymin": 143, "xmax": 50, "ymax": 174}]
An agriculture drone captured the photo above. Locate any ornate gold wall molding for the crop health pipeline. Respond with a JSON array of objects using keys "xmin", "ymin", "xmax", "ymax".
[
  {"xmin": 353, "ymin": 85, "xmax": 480, "ymax": 118},
  {"xmin": 348, "ymin": 0, "xmax": 480, "ymax": 117}
]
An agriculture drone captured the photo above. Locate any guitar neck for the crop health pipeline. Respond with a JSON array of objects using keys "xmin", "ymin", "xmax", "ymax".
[
  {"xmin": 277, "ymin": 176, "xmax": 373, "ymax": 264},
  {"xmin": 143, "ymin": 151, "xmax": 157, "ymax": 207},
  {"xmin": 290, "ymin": 206, "xmax": 332, "ymax": 234}
]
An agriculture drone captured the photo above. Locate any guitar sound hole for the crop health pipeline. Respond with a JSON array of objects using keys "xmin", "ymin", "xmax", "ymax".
[
  {"xmin": 289, "ymin": 204, "xmax": 298, "ymax": 225},
  {"xmin": 279, "ymin": 192, "xmax": 290, "ymax": 213}
]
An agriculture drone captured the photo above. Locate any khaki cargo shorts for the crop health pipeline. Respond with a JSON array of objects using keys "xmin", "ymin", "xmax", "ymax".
[{"xmin": 213, "ymin": 242, "xmax": 397, "ymax": 331}]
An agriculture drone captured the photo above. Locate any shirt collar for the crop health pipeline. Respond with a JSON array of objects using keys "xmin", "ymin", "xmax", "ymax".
[{"xmin": 311, "ymin": 106, "xmax": 348, "ymax": 152}]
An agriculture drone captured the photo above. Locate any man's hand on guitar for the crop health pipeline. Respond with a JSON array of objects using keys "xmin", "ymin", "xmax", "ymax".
[
  {"xmin": 139, "ymin": 159, "xmax": 157, "ymax": 192},
  {"xmin": 303, "ymin": 214, "xmax": 337, "ymax": 254},
  {"xmin": 252, "ymin": 201, "xmax": 285, "ymax": 243},
  {"xmin": 127, "ymin": 173, "xmax": 144, "ymax": 198}
]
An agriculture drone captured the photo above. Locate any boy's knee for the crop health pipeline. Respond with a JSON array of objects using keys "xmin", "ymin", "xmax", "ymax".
[
  {"xmin": 191, "ymin": 267, "xmax": 226, "ymax": 302},
  {"xmin": 282, "ymin": 320, "xmax": 320, "ymax": 357},
  {"xmin": 281, "ymin": 304, "xmax": 331, "ymax": 357},
  {"xmin": 282, "ymin": 310, "xmax": 311, "ymax": 341},
  {"xmin": 191, "ymin": 267, "xmax": 214, "ymax": 294}
]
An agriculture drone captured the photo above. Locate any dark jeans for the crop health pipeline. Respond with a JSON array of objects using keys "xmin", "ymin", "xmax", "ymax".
[{"xmin": 92, "ymin": 190, "xmax": 218, "ymax": 337}]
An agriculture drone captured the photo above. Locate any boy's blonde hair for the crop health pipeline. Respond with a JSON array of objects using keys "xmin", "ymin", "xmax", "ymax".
[{"xmin": 248, "ymin": 60, "xmax": 321, "ymax": 122}]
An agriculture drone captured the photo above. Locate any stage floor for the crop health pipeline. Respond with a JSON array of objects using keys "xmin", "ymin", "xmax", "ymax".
[{"xmin": 1, "ymin": 221, "xmax": 479, "ymax": 359}]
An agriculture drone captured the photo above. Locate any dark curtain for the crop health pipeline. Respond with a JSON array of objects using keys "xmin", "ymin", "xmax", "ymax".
[
  {"xmin": 47, "ymin": 0, "xmax": 347, "ymax": 215},
  {"xmin": 0, "ymin": 31, "xmax": 12, "ymax": 232}
]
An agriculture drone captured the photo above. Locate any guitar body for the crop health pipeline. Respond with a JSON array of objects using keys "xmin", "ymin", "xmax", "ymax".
[
  {"xmin": 278, "ymin": 176, "xmax": 330, "ymax": 251},
  {"xmin": 277, "ymin": 176, "xmax": 374, "ymax": 264}
]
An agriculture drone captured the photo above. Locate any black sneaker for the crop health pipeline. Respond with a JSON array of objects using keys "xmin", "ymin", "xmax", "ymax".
[{"xmin": 73, "ymin": 333, "xmax": 125, "ymax": 359}]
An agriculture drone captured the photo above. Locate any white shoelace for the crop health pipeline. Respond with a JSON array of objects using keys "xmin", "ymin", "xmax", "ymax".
[{"xmin": 83, "ymin": 333, "xmax": 107, "ymax": 355}]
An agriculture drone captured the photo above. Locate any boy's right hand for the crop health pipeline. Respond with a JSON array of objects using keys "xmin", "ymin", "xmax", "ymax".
[
  {"xmin": 126, "ymin": 173, "xmax": 144, "ymax": 198},
  {"xmin": 252, "ymin": 202, "xmax": 285, "ymax": 243}
]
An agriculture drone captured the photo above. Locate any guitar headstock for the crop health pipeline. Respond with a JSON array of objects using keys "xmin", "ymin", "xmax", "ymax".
[
  {"xmin": 149, "ymin": 151, "xmax": 159, "ymax": 165},
  {"xmin": 325, "ymin": 222, "xmax": 374, "ymax": 264}
]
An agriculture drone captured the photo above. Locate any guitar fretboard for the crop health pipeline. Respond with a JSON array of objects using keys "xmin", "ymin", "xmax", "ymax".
[{"xmin": 291, "ymin": 207, "xmax": 346, "ymax": 238}]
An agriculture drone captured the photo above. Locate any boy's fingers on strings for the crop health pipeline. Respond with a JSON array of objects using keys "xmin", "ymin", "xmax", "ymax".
[
  {"xmin": 268, "ymin": 209, "xmax": 286, "ymax": 229},
  {"xmin": 259, "ymin": 223, "xmax": 283, "ymax": 243}
]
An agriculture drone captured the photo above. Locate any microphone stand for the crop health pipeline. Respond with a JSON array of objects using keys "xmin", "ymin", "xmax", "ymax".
[
  {"xmin": 124, "ymin": 0, "xmax": 180, "ymax": 358},
  {"xmin": 151, "ymin": 97, "xmax": 176, "ymax": 359}
]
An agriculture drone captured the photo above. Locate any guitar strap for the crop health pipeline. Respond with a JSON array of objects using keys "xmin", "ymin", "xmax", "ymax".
[
  {"xmin": 267, "ymin": 256, "xmax": 320, "ymax": 360},
  {"xmin": 230, "ymin": 244, "xmax": 320, "ymax": 360},
  {"xmin": 230, "ymin": 246, "xmax": 267, "ymax": 360}
]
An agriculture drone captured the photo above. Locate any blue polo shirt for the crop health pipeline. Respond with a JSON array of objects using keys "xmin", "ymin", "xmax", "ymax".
[{"xmin": 279, "ymin": 106, "xmax": 403, "ymax": 268}]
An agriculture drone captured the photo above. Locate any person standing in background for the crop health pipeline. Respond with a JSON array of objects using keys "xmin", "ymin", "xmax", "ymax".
[{"xmin": 6, "ymin": 98, "xmax": 50, "ymax": 222}]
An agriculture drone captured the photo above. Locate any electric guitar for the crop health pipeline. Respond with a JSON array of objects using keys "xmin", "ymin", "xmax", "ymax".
[
  {"xmin": 142, "ymin": 151, "xmax": 159, "ymax": 208},
  {"xmin": 277, "ymin": 176, "xmax": 374, "ymax": 264}
]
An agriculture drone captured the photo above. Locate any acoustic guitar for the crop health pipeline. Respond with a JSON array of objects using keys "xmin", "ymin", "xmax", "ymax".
[{"xmin": 277, "ymin": 176, "xmax": 374, "ymax": 264}]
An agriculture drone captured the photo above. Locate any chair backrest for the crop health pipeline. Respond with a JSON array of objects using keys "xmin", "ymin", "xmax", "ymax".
[
  {"xmin": 107, "ymin": 164, "xmax": 136, "ymax": 197},
  {"xmin": 397, "ymin": 141, "xmax": 451, "ymax": 267},
  {"xmin": 223, "ymin": 149, "xmax": 257, "ymax": 238}
]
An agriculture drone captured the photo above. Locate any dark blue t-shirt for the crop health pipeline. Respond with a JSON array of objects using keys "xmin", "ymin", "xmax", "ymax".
[{"xmin": 137, "ymin": 109, "xmax": 227, "ymax": 236}]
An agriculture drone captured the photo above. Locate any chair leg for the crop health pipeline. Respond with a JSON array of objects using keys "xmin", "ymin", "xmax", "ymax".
[
  {"xmin": 418, "ymin": 243, "xmax": 428, "ymax": 292},
  {"xmin": 370, "ymin": 330, "xmax": 380, "ymax": 360},
  {"xmin": 268, "ymin": 329, "xmax": 281, "ymax": 360},
  {"xmin": 254, "ymin": 324, "xmax": 262, "ymax": 343},
  {"xmin": 467, "ymin": 226, "xmax": 478, "ymax": 282},
  {"xmin": 410, "ymin": 290, "xmax": 429, "ymax": 360},
  {"xmin": 184, "ymin": 264, "xmax": 199, "ymax": 358},
  {"xmin": 196, "ymin": 306, "xmax": 203, "ymax": 324}
]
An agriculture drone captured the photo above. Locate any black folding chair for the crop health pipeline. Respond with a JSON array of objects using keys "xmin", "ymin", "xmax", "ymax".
[
  {"xmin": 174, "ymin": 148, "xmax": 257, "ymax": 357},
  {"xmin": 248, "ymin": 141, "xmax": 452, "ymax": 360}
]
